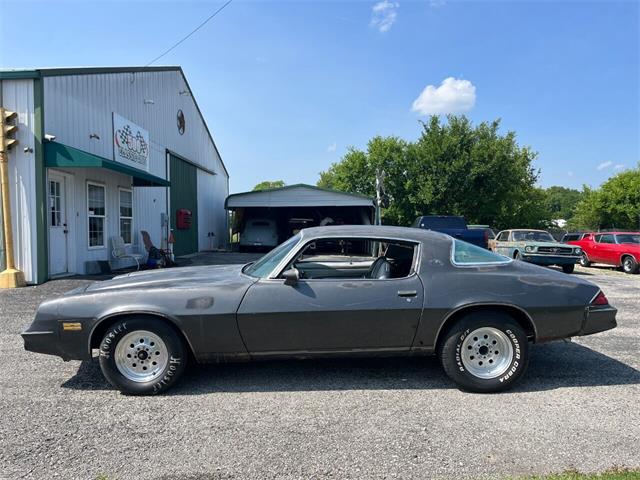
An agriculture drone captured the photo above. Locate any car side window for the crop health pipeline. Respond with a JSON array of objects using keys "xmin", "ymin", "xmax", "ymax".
[
  {"xmin": 452, "ymin": 240, "xmax": 511, "ymax": 265},
  {"xmin": 284, "ymin": 237, "xmax": 418, "ymax": 280},
  {"xmin": 600, "ymin": 234, "xmax": 615, "ymax": 244},
  {"xmin": 497, "ymin": 231, "xmax": 509, "ymax": 241}
]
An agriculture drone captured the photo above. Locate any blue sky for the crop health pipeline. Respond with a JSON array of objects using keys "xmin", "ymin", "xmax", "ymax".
[{"xmin": 1, "ymin": 0, "xmax": 638, "ymax": 193}]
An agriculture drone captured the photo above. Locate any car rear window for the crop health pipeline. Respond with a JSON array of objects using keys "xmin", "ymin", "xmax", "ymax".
[
  {"xmin": 452, "ymin": 240, "xmax": 511, "ymax": 265},
  {"xmin": 419, "ymin": 216, "xmax": 466, "ymax": 229}
]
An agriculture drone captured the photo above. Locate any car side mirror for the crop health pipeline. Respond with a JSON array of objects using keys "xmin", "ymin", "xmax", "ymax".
[{"xmin": 282, "ymin": 268, "xmax": 299, "ymax": 286}]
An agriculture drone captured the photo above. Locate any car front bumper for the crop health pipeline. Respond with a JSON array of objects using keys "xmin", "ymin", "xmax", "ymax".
[
  {"xmin": 519, "ymin": 254, "xmax": 580, "ymax": 266},
  {"xmin": 22, "ymin": 321, "xmax": 91, "ymax": 361}
]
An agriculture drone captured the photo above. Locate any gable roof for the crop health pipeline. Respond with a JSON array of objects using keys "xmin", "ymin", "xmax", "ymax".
[
  {"xmin": 0, "ymin": 66, "xmax": 228, "ymax": 178},
  {"xmin": 225, "ymin": 184, "xmax": 375, "ymax": 209}
]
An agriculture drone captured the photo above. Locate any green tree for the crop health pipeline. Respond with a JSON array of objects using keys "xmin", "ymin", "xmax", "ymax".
[
  {"xmin": 570, "ymin": 167, "xmax": 640, "ymax": 230},
  {"xmin": 318, "ymin": 115, "xmax": 548, "ymax": 229},
  {"xmin": 252, "ymin": 180, "xmax": 286, "ymax": 191},
  {"xmin": 543, "ymin": 186, "xmax": 583, "ymax": 221}
]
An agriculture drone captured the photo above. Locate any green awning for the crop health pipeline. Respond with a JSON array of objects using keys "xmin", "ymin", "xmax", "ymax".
[{"xmin": 45, "ymin": 142, "xmax": 170, "ymax": 187}]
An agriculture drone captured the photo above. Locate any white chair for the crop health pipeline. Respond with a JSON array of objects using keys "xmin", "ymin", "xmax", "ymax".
[{"xmin": 111, "ymin": 236, "xmax": 144, "ymax": 271}]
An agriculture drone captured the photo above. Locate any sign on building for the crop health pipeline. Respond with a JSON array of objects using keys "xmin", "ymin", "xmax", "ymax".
[{"xmin": 112, "ymin": 113, "xmax": 149, "ymax": 171}]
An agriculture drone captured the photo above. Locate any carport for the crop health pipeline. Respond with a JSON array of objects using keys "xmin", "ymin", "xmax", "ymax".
[{"xmin": 225, "ymin": 184, "xmax": 375, "ymax": 248}]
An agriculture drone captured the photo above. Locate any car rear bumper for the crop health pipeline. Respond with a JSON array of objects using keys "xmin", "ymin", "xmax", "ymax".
[
  {"xmin": 520, "ymin": 254, "xmax": 580, "ymax": 266},
  {"xmin": 579, "ymin": 306, "xmax": 617, "ymax": 336}
]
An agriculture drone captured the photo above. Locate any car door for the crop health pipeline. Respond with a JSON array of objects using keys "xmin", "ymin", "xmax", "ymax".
[
  {"xmin": 598, "ymin": 234, "xmax": 618, "ymax": 265},
  {"xmin": 236, "ymin": 240, "xmax": 425, "ymax": 354},
  {"xmin": 493, "ymin": 231, "xmax": 509, "ymax": 255}
]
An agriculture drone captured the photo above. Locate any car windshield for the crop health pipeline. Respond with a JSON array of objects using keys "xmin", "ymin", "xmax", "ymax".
[
  {"xmin": 243, "ymin": 234, "xmax": 301, "ymax": 278},
  {"xmin": 512, "ymin": 231, "xmax": 555, "ymax": 242},
  {"xmin": 616, "ymin": 234, "xmax": 640, "ymax": 244}
]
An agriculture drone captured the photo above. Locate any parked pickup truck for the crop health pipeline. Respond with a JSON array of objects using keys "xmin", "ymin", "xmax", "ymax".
[{"xmin": 413, "ymin": 215, "xmax": 489, "ymax": 248}]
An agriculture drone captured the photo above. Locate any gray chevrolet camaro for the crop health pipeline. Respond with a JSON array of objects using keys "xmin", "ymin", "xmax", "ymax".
[{"xmin": 22, "ymin": 225, "xmax": 617, "ymax": 395}]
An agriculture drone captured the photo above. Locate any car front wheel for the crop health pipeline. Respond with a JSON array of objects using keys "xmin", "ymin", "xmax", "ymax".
[
  {"xmin": 579, "ymin": 253, "xmax": 591, "ymax": 267},
  {"xmin": 622, "ymin": 256, "xmax": 639, "ymax": 274},
  {"xmin": 439, "ymin": 312, "xmax": 529, "ymax": 393},
  {"xmin": 98, "ymin": 317, "xmax": 187, "ymax": 395}
]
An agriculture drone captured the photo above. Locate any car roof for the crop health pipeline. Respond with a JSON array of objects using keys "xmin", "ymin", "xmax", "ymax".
[
  {"xmin": 298, "ymin": 225, "xmax": 452, "ymax": 243},
  {"xmin": 507, "ymin": 229, "xmax": 549, "ymax": 232}
]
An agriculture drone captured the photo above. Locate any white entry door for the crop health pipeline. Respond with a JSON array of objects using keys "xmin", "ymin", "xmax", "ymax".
[{"xmin": 48, "ymin": 173, "xmax": 70, "ymax": 275}]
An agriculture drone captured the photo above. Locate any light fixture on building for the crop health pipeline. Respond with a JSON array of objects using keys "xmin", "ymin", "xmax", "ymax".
[
  {"xmin": 23, "ymin": 146, "xmax": 34, "ymax": 153},
  {"xmin": 144, "ymin": 99, "xmax": 155, "ymax": 105},
  {"xmin": 44, "ymin": 134, "xmax": 56, "ymax": 142},
  {"xmin": 178, "ymin": 90, "xmax": 190, "ymax": 96},
  {"xmin": 89, "ymin": 133, "xmax": 100, "ymax": 140}
]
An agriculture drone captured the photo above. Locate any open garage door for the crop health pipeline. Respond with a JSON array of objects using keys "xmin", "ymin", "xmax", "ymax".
[{"xmin": 225, "ymin": 184, "xmax": 375, "ymax": 250}]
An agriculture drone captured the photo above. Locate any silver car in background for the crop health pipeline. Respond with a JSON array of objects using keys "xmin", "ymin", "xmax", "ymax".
[{"xmin": 240, "ymin": 218, "xmax": 278, "ymax": 251}]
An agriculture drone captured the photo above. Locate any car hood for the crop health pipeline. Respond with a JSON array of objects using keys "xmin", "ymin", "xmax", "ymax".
[
  {"xmin": 82, "ymin": 264, "xmax": 252, "ymax": 293},
  {"xmin": 519, "ymin": 241, "xmax": 575, "ymax": 248}
]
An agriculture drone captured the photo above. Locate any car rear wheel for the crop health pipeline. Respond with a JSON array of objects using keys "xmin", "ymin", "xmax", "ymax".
[
  {"xmin": 98, "ymin": 317, "xmax": 187, "ymax": 395},
  {"xmin": 439, "ymin": 312, "xmax": 529, "ymax": 393},
  {"xmin": 562, "ymin": 264, "xmax": 575, "ymax": 274},
  {"xmin": 622, "ymin": 256, "xmax": 639, "ymax": 274},
  {"xmin": 579, "ymin": 253, "xmax": 591, "ymax": 267}
]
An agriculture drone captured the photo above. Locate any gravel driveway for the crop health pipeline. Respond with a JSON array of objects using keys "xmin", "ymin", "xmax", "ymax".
[{"xmin": 1, "ymin": 258, "xmax": 638, "ymax": 479}]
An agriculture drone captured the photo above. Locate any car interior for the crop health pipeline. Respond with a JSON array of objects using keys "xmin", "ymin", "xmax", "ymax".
[{"xmin": 283, "ymin": 238, "xmax": 417, "ymax": 280}]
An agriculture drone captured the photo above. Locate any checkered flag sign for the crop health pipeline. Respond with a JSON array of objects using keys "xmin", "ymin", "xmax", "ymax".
[{"xmin": 113, "ymin": 114, "xmax": 149, "ymax": 167}]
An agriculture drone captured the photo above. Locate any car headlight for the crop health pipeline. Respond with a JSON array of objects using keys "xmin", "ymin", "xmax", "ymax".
[
  {"xmin": 525, "ymin": 245, "xmax": 535, "ymax": 253},
  {"xmin": 574, "ymin": 247, "xmax": 582, "ymax": 254}
]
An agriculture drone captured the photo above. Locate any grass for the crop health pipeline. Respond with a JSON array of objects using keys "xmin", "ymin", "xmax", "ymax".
[{"xmin": 517, "ymin": 468, "xmax": 640, "ymax": 480}]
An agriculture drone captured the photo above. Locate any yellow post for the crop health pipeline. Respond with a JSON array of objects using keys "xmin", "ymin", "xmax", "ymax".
[{"xmin": 0, "ymin": 107, "xmax": 26, "ymax": 288}]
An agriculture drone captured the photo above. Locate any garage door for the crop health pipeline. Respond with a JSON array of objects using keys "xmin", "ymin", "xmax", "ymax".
[{"xmin": 170, "ymin": 154, "xmax": 198, "ymax": 256}]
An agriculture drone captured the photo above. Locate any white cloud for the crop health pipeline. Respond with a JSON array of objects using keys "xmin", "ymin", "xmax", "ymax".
[
  {"xmin": 327, "ymin": 142, "xmax": 337, "ymax": 153},
  {"xmin": 370, "ymin": 1, "xmax": 399, "ymax": 33},
  {"xmin": 614, "ymin": 163, "xmax": 626, "ymax": 170},
  {"xmin": 597, "ymin": 161, "xmax": 613, "ymax": 171},
  {"xmin": 411, "ymin": 77, "xmax": 476, "ymax": 115}
]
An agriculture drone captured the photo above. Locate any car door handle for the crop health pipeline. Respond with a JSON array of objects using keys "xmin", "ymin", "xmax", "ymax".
[{"xmin": 397, "ymin": 290, "xmax": 417, "ymax": 297}]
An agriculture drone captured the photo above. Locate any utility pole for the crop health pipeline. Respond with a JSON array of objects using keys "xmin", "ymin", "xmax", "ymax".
[
  {"xmin": 0, "ymin": 107, "xmax": 25, "ymax": 288},
  {"xmin": 375, "ymin": 169, "xmax": 385, "ymax": 226}
]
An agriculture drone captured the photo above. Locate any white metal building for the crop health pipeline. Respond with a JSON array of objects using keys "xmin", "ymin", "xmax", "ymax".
[{"xmin": 0, "ymin": 66, "xmax": 229, "ymax": 284}]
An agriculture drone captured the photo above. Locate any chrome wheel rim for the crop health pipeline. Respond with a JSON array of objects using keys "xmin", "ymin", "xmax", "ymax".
[
  {"xmin": 114, "ymin": 330, "xmax": 168, "ymax": 382},
  {"xmin": 623, "ymin": 258, "xmax": 633, "ymax": 272},
  {"xmin": 580, "ymin": 254, "xmax": 589, "ymax": 266},
  {"xmin": 461, "ymin": 327, "xmax": 514, "ymax": 379}
]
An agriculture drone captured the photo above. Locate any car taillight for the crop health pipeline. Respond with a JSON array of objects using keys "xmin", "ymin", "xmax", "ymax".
[{"xmin": 591, "ymin": 291, "xmax": 609, "ymax": 306}]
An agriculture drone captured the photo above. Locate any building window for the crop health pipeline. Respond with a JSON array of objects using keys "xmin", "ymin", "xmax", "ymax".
[
  {"xmin": 119, "ymin": 188, "xmax": 133, "ymax": 245},
  {"xmin": 49, "ymin": 180, "xmax": 62, "ymax": 226},
  {"xmin": 87, "ymin": 183, "xmax": 106, "ymax": 248}
]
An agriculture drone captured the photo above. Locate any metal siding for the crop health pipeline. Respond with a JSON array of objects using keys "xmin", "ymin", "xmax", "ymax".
[
  {"xmin": 42, "ymin": 70, "xmax": 229, "ymax": 257},
  {"xmin": 43, "ymin": 71, "xmax": 224, "ymax": 176},
  {"xmin": 46, "ymin": 167, "xmax": 138, "ymax": 273},
  {"xmin": 197, "ymin": 168, "xmax": 229, "ymax": 250},
  {"xmin": 170, "ymin": 155, "xmax": 198, "ymax": 256},
  {"xmin": 226, "ymin": 185, "xmax": 375, "ymax": 208},
  {"xmin": 1, "ymin": 79, "xmax": 37, "ymax": 283}
]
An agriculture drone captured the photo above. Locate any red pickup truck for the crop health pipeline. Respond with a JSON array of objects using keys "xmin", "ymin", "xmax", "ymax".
[{"xmin": 562, "ymin": 232, "xmax": 640, "ymax": 274}]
